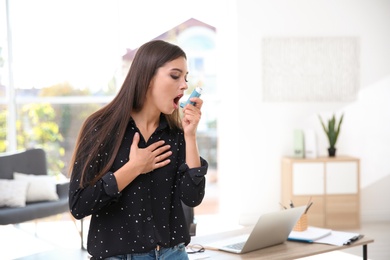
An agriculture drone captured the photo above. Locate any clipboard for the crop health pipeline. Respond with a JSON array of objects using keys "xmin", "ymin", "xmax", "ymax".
[{"xmin": 288, "ymin": 226, "xmax": 363, "ymax": 246}]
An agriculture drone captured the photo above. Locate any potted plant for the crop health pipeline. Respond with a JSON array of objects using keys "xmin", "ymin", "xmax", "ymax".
[{"xmin": 318, "ymin": 113, "xmax": 344, "ymax": 157}]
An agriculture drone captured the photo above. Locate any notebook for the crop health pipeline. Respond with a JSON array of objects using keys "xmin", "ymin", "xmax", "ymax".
[
  {"xmin": 206, "ymin": 206, "xmax": 306, "ymax": 254},
  {"xmin": 288, "ymin": 226, "xmax": 332, "ymax": 243}
]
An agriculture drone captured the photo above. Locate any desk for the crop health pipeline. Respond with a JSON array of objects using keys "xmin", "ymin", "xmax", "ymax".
[{"xmin": 189, "ymin": 228, "xmax": 374, "ymax": 260}]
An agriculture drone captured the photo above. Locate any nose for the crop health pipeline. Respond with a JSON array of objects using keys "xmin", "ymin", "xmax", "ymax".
[{"xmin": 180, "ymin": 81, "xmax": 188, "ymax": 90}]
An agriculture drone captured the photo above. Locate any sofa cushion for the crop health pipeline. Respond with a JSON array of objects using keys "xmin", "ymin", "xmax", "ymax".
[
  {"xmin": 0, "ymin": 179, "xmax": 29, "ymax": 207},
  {"xmin": 14, "ymin": 172, "xmax": 59, "ymax": 202}
]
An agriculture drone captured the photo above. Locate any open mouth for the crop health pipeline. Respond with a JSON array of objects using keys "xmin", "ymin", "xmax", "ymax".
[{"xmin": 174, "ymin": 94, "xmax": 183, "ymax": 108}]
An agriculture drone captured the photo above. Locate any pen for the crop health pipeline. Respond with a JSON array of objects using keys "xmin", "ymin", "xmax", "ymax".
[
  {"xmin": 343, "ymin": 234, "xmax": 364, "ymax": 245},
  {"xmin": 306, "ymin": 196, "xmax": 312, "ymax": 207},
  {"xmin": 279, "ymin": 202, "xmax": 287, "ymax": 210},
  {"xmin": 304, "ymin": 201, "xmax": 313, "ymax": 214}
]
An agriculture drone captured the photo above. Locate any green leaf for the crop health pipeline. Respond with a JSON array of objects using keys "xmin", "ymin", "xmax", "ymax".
[{"xmin": 318, "ymin": 113, "xmax": 344, "ymax": 149}]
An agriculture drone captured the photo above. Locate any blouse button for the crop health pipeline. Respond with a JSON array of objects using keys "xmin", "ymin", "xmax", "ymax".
[
  {"xmin": 147, "ymin": 216, "xmax": 152, "ymax": 221},
  {"xmin": 150, "ymin": 239, "xmax": 154, "ymax": 243}
]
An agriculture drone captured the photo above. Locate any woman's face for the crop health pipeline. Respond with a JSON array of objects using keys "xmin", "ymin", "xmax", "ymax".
[{"xmin": 147, "ymin": 57, "xmax": 188, "ymax": 115}]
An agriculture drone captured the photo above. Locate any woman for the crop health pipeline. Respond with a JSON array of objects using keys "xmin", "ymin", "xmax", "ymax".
[{"xmin": 68, "ymin": 40, "xmax": 208, "ymax": 259}]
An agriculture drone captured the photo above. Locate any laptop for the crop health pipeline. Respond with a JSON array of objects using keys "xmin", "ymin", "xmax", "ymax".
[{"xmin": 206, "ymin": 206, "xmax": 306, "ymax": 254}]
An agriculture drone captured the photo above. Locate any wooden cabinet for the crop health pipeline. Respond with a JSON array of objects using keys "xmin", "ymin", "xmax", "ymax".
[{"xmin": 281, "ymin": 156, "xmax": 360, "ymax": 229}]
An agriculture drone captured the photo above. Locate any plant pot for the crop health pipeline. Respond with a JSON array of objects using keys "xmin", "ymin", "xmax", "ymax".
[{"xmin": 328, "ymin": 147, "xmax": 336, "ymax": 157}]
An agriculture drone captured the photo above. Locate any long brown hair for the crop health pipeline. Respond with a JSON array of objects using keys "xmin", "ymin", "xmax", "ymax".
[{"xmin": 69, "ymin": 40, "xmax": 187, "ymax": 187}]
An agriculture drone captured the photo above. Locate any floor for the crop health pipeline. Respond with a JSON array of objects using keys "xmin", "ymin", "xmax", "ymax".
[{"xmin": 1, "ymin": 214, "xmax": 389, "ymax": 260}]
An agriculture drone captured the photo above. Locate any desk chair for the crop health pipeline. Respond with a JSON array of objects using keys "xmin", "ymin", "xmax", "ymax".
[{"xmin": 182, "ymin": 202, "xmax": 196, "ymax": 236}]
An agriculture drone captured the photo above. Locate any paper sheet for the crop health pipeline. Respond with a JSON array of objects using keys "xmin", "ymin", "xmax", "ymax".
[
  {"xmin": 314, "ymin": 230, "xmax": 360, "ymax": 246},
  {"xmin": 188, "ymin": 253, "xmax": 210, "ymax": 259}
]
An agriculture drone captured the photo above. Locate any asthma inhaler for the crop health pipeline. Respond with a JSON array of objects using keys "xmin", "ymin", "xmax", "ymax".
[{"xmin": 180, "ymin": 87, "xmax": 202, "ymax": 108}]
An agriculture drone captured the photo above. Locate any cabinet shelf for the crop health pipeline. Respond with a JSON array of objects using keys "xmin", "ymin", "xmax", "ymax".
[{"xmin": 281, "ymin": 156, "xmax": 360, "ymax": 229}]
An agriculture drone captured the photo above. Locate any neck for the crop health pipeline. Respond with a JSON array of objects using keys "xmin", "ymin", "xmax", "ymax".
[{"xmin": 131, "ymin": 109, "xmax": 160, "ymax": 141}]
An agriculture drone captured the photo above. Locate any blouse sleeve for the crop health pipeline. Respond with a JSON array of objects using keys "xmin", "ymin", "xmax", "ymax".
[
  {"xmin": 68, "ymin": 171, "xmax": 121, "ymax": 219},
  {"xmin": 178, "ymin": 157, "xmax": 208, "ymax": 207}
]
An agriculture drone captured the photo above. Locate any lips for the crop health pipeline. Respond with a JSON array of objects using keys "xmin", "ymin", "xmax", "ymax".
[{"xmin": 173, "ymin": 94, "xmax": 183, "ymax": 109}]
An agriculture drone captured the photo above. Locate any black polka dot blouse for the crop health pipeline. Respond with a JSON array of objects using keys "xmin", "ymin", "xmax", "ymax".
[{"xmin": 69, "ymin": 116, "xmax": 208, "ymax": 259}]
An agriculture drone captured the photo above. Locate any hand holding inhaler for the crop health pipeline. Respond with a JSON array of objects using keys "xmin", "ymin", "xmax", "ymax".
[{"xmin": 180, "ymin": 87, "xmax": 202, "ymax": 108}]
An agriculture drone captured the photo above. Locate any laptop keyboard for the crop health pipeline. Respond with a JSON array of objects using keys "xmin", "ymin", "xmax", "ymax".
[{"xmin": 226, "ymin": 241, "xmax": 245, "ymax": 250}]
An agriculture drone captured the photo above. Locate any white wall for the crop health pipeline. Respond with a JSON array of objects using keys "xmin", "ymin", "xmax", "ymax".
[{"xmin": 217, "ymin": 0, "xmax": 390, "ymax": 224}]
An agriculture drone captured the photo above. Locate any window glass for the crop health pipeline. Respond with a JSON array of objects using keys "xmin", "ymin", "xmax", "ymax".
[
  {"xmin": 0, "ymin": 0, "xmax": 7, "ymax": 99},
  {"xmin": 0, "ymin": 104, "xmax": 6, "ymax": 152},
  {"xmin": 9, "ymin": 0, "xmax": 121, "ymax": 96},
  {"xmin": 4, "ymin": 0, "xmax": 219, "ymax": 215},
  {"xmin": 16, "ymin": 102, "xmax": 105, "ymax": 175}
]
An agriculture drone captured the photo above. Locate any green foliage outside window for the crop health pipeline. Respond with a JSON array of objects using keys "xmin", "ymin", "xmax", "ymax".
[
  {"xmin": 19, "ymin": 103, "xmax": 65, "ymax": 175},
  {"xmin": 0, "ymin": 103, "xmax": 65, "ymax": 176},
  {"xmin": 0, "ymin": 108, "xmax": 6, "ymax": 152}
]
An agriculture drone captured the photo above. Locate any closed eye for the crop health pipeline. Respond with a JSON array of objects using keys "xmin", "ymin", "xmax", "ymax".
[{"xmin": 171, "ymin": 75, "xmax": 188, "ymax": 82}]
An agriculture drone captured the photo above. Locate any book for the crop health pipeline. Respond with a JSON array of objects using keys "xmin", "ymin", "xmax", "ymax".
[{"xmin": 288, "ymin": 226, "xmax": 332, "ymax": 243}]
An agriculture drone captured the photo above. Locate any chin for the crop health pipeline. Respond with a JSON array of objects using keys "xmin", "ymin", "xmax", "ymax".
[{"xmin": 161, "ymin": 108, "xmax": 175, "ymax": 115}]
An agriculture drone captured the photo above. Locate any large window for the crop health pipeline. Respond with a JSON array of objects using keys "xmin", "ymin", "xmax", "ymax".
[
  {"xmin": 1, "ymin": 0, "xmax": 219, "ymax": 214},
  {"xmin": 0, "ymin": 0, "xmax": 9, "ymax": 151}
]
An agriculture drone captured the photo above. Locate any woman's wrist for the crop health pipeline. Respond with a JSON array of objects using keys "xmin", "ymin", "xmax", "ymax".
[{"xmin": 184, "ymin": 133, "xmax": 197, "ymax": 141}]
